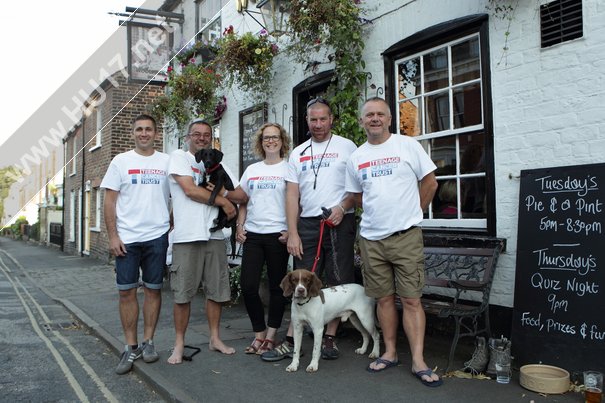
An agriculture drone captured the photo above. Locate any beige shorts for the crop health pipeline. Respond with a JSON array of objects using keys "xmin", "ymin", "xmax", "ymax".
[
  {"xmin": 170, "ymin": 239, "xmax": 231, "ymax": 304},
  {"xmin": 359, "ymin": 226, "xmax": 425, "ymax": 299}
]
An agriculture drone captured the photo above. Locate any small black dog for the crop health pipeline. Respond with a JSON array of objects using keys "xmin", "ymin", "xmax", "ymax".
[{"xmin": 194, "ymin": 148, "xmax": 238, "ymax": 233}]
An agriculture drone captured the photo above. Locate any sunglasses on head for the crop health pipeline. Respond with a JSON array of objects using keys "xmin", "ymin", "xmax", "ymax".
[{"xmin": 306, "ymin": 97, "xmax": 330, "ymax": 109}]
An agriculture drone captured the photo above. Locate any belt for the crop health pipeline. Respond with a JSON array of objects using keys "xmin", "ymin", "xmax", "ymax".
[{"xmin": 389, "ymin": 226, "xmax": 416, "ymax": 238}]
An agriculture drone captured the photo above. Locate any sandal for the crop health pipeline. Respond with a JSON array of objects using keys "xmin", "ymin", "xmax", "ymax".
[
  {"xmin": 256, "ymin": 339, "xmax": 274, "ymax": 355},
  {"xmin": 244, "ymin": 338, "xmax": 264, "ymax": 354}
]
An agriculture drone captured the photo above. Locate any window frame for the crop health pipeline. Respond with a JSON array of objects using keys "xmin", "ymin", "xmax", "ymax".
[
  {"xmin": 90, "ymin": 105, "xmax": 103, "ymax": 151},
  {"xmin": 382, "ymin": 14, "xmax": 496, "ymax": 235}
]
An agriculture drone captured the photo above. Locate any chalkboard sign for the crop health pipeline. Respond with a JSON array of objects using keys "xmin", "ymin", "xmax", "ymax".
[
  {"xmin": 239, "ymin": 103, "xmax": 267, "ymax": 177},
  {"xmin": 512, "ymin": 163, "xmax": 605, "ymax": 374}
]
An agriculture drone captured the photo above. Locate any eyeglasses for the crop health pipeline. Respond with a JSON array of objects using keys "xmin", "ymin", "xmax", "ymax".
[
  {"xmin": 306, "ymin": 97, "xmax": 330, "ymax": 109},
  {"xmin": 262, "ymin": 135, "xmax": 281, "ymax": 143},
  {"xmin": 188, "ymin": 132, "xmax": 211, "ymax": 139}
]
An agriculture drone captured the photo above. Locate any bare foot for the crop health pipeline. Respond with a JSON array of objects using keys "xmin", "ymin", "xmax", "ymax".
[
  {"xmin": 167, "ymin": 345, "xmax": 184, "ymax": 364},
  {"xmin": 209, "ymin": 338, "xmax": 235, "ymax": 355}
]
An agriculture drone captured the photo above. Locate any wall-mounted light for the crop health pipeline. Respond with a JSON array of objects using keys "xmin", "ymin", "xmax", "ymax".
[{"xmin": 238, "ymin": 0, "xmax": 289, "ymax": 37}]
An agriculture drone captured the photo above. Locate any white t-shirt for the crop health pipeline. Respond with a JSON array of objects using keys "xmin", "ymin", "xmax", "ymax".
[
  {"xmin": 287, "ymin": 134, "xmax": 357, "ymax": 217},
  {"xmin": 100, "ymin": 150, "xmax": 170, "ymax": 244},
  {"xmin": 240, "ymin": 160, "xmax": 288, "ymax": 234},
  {"xmin": 345, "ymin": 134, "xmax": 436, "ymax": 241},
  {"xmin": 168, "ymin": 149, "xmax": 237, "ymax": 243}
]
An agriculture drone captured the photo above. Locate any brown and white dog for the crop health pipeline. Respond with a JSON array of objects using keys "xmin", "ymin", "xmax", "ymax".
[{"xmin": 280, "ymin": 269, "xmax": 380, "ymax": 372}]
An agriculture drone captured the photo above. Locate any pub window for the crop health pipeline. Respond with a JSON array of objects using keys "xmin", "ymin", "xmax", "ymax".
[{"xmin": 385, "ymin": 15, "xmax": 495, "ymax": 234}]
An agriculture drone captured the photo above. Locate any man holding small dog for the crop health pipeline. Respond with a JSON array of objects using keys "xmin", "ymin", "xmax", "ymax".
[
  {"xmin": 167, "ymin": 119, "xmax": 241, "ymax": 364},
  {"xmin": 345, "ymin": 97, "xmax": 441, "ymax": 386},
  {"xmin": 261, "ymin": 97, "xmax": 357, "ymax": 362}
]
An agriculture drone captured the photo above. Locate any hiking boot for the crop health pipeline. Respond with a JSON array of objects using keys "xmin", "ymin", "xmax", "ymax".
[
  {"xmin": 260, "ymin": 341, "xmax": 303, "ymax": 362},
  {"xmin": 464, "ymin": 336, "xmax": 489, "ymax": 375},
  {"xmin": 141, "ymin": 340, "xmax": 159, "ymax": 363},
  {"xmin": 321, "ymin": 335, "xmax": 339, "ymax": 360},
  {"xmin": 486, "ymin": 336, "xmax": 511, "ymax": 378},
  {"xmin": 115, "ymin": 345, "xmax": 142, "ymax": 375}
]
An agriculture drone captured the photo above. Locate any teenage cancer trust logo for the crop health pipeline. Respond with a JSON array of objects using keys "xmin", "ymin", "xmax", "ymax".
[
  {"xmin": 128, "ymin": 169, "xmax": 166, "ymax": 184},
  {"xmin": 358, "ymin": 157, "xmax": 400, "ymax": 179},
  {"xmin": 248, "ymin": 176, "xmax": 282, "ymax": 190}
]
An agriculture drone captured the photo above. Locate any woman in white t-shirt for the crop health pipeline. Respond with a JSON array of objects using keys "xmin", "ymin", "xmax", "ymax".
[{"xmin": 229, "ymin": 123, "xmax": 291, "ymax": 355}]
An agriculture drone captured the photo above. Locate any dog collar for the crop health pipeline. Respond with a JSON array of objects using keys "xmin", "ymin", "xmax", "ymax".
[
  {"xmin": 296, "ymin": 297, "xmax": 312, "ymax": 306},
  {"xmin": 205, "ymin": 164, "xmax": 220, "ymax": 174}
]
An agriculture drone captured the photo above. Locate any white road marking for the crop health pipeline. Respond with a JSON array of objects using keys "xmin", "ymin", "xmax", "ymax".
[{"xmin": 0, "ymin": 250, "xmax": 118, "ymax": 403}]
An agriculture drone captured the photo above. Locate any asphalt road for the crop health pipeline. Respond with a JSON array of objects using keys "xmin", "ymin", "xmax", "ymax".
[{"xmin": 0, "ymin": 248, "xmax": 165, "ymax": 403}]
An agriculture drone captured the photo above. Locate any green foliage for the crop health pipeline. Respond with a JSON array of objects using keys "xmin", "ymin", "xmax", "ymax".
[
  {"xmin": 30, "ymin": 221, "xmax": 40, "ymax": 242},
  {"xmin": 0, "ymin": 166, "xmax": 21, "ymax": 225},
  {"xmin": 151, "ymin": 63, "xmax": 222, "ymax": 130},
  {"xmin": 214, "ymin": 27, "xmax": 279, "ymax": 99},
  {"xmin": 10, "ymin": 216, "xmax": 28, "ymax": 239},
  {"xmin": 287, "ymin": 0, "xmax": 369, "ymax": 146},
  {"xmin": 229, "ymin": 265, "xmax": 242, "ymax": 304}
]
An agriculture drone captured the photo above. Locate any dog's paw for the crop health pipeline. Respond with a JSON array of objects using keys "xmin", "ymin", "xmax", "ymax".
[
  {"xmin": 286, "ymin": 363, "xmax": 298, "ymax": 372},
  {"xmin": 368, "ymin": 350, "xmax": 379, "ymax": 359},
  {"xmin": 306, "ymin": 363, "xmax": 318, "ymax": 372},
  {"xmin": 355, "ymin": 347, "xmax": 366, "ymax": 355}
]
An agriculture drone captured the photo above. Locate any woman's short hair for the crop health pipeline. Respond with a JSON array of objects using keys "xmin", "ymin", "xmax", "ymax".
[{"xmin": 253, "ymin": 123, "xmax": 291, "ymax": 159}]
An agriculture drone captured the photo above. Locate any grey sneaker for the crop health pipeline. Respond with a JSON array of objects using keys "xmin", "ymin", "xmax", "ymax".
[
  {"xmin": 321, "ymin": 335, "xmax": 339, "ymax": 360},
  {"xmin": 486, "ymin": 336, "xmax": 511, "ymax": 378},
  {"xmin": 141, "ymin": 340, "xmax": 159, "ymax": 363},
  {"xmin": 260, "ymin": 341, "xmax": 303, "ymax": 362},
  {"xmin": 115, "ymin": 345, "xmax": 142, "ymax": 375},
  {"xmin": 464, "ymin": 336, "xmax": 488, "ymax": 375}
]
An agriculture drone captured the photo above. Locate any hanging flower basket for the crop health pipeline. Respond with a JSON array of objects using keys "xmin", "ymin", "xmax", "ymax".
[
  {"xmin": 151, "ymin": 63, "xmax": 222, "ymax": 129},
  {"xmin": 214, "ymin": 26, "xmax": 279, "ymax": 98}
]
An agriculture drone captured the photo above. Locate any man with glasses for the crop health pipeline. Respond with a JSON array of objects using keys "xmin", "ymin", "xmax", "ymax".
[
  {"xmin": 261, "ymin": 97, "xmax": 358, "ymax": 362},
  {"xmin": 167, "ymin": 119, "xmax": 242, "ymax": 364}
]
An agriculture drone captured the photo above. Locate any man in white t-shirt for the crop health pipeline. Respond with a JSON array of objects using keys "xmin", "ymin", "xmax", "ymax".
[
  {"xmin": 345, "ymin": 98, "xmax": 442, "ymax": 386},
  {"xmin": 166, "ymin": 119, "xmax": 242, "ymax": 364},
  {"xmin": 101, "ymin": 114, "xmax": 170, "ymax": 375},
  {"xmin": 261, "ymin": 98, "xmax": 357, "ymax": 362}
]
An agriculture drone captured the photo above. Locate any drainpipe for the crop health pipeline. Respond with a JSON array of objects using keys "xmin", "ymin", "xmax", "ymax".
[
  {"xmin": 79, "ymin": 119, "xmax": 86, "ymax": 257},
  {"xmin": 61, "ymin": 136, "xmax": 66, "ymax": 252}
]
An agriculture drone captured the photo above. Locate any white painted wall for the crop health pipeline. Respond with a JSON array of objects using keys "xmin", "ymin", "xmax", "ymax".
[{"xmin": 171, "ymin": 0, "xmax": 605, "ymax": 307}]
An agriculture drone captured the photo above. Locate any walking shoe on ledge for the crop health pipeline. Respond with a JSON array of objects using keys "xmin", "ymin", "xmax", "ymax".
[
  {"xmin": 116, "ymin": 345, "xmax": 142, "ymax": 375},
  {"xmin": 321, "ymin": 335, "xmax": 339, "ymax": 360},
  {"xmin": 260, "ymin": 341, "xmax": 303, "ymax": 362},
  {"xmin": 463, "ymin": 336, "xmax": 488, "ymax": 375},
  {"xmin": 141, "ymin": 339, "xmax": 159, "ymax": 363}
]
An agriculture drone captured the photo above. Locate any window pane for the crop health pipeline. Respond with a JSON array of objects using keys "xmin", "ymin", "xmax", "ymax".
[
  {"xmin": 453, "ymin": 83, "xmax": 482, "ymax": 129},
  {"xmin": 424, "ymin": 47, "xmax": 448, "ymax": 92},
  {"xmin": 461, "ymin": 176, "xmax": 486, "ymax": 218},
  {"xmin": 433, "ymin": 179, "xmax": 459, "ymax": 218},
  {"xmin": 459, "ymin": 132, "xmax": 485, "ymax": 174},
  {"xmin": 426, "ymin": 91, "xmax": 449, "ymax": 133},
  {"xmin": 430, "ymin": 135, "xmax": 456, "ymax": 176},
  {"xmin": 398, "ymin": 58, "xmax": 420, "ymax": 100},
  {"xmin": 452, "ymin": 37, "xmax": 480, "ymax": 84},
  {"xmin": 399, "ymin": 99, "xmax": 422, "ymax": 136}
]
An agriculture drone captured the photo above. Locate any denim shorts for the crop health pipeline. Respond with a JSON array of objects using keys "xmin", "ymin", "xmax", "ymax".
[{"xmin": 115, "ymin": 232, "xmax": 169, "ymax": 291}]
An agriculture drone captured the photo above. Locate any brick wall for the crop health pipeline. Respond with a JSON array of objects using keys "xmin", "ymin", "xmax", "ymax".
[{"xmin": 63, "ymin": 70, "xmax": 165, "ymax": 262}]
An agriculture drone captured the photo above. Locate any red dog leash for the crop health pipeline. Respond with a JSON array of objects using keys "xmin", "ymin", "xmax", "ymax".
[{"xmin": 311, "ymin": 218, "xmax": 335, "ymax": 274}]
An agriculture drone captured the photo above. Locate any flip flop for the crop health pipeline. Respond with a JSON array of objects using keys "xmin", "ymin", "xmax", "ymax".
[
  {"xmin": 366, "ymin": 357, "xmax": 399, "ymax": 373},
  {"xmin": 412, "ymin": 368, "xmax": 443, "ymax": 387}
]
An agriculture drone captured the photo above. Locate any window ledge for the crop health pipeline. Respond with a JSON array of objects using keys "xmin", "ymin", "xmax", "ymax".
[
  {"xmin": 69, "ymin": 172, "xmax": 76, "ymax": 177},
  {"xmin": 90, "ymin": 227, "xmax": 101, "ymax": 233},
  {"xmin": 89, "ymin": 144, "xmax": 102, "ymax": 152}
]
